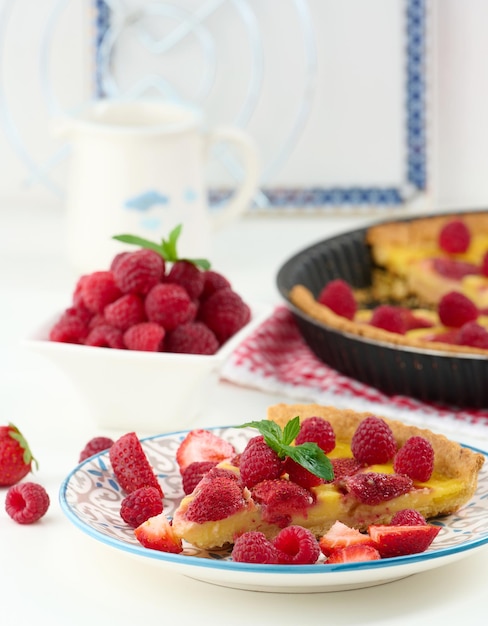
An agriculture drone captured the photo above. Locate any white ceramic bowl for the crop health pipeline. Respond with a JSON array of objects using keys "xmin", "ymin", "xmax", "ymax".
[{"xmin": 23, "ymin": 305, "xmax": 269, "ymax": 434}]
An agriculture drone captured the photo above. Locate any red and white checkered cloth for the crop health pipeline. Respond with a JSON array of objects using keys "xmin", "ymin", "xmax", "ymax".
[{"xmin": 221, "ymin": 306, "xmax": 488, "ymax": 440}]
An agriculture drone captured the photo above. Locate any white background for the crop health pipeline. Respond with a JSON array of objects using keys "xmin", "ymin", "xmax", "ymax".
[{"xmin": 2, "ymin": 0, "xmax": 488, "ymax": 212}]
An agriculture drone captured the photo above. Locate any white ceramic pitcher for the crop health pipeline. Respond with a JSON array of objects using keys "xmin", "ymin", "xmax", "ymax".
[{"xmin": 57, "ymin": 99, "xmax": 259, "ymax": 272}]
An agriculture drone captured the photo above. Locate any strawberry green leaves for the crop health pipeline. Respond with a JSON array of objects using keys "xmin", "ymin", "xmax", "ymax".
[
  {"xmin": 237, "ymin": 416, "xmax": 334, "ymax": 481},
  {"xmin": 113, "ymin": 224, "xmax": 211, "ymax": 270},
  {"xmin": 8, "ymin": 423, "xmax": 38, "ymax": 470}
]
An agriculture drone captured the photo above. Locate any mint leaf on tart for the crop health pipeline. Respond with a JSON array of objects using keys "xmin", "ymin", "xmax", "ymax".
[
  {"xmin": 113, "ymin": 224, "xmax": 211, "ymax": 270},
  {"xmin": 237, "ymin": 416, "xmax": 334, "ymax": 481}
]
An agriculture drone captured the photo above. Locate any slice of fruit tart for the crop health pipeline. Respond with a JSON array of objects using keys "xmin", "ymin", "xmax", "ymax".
[{"xmin": 168, "ymin": 404, "xmax": 484, "ymax": 551}]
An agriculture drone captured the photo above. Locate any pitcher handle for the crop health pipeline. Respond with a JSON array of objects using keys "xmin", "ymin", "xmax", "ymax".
[{"xmin": 205, "ymin": 126, "xmax": 260, "ymax": 229}]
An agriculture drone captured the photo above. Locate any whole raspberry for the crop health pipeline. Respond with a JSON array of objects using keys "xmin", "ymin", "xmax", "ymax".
[
  {"xmin": 123, "ymin": 322, "xmax": 165, "ymax": 351},
  {"xmin": 104, "ymin": 294, "xmax": 146, "ymax": 331},
  {"xmin": 78, "ymin": 436, "xmax": 115, "ymax": 462},
  {"xmin": 165, "ymin": 322, "xmax": 219, "ymax": 355},
  {"xmin": 239, "ymin": 436, "xmax": 284, "ymax": 489},
  {"xmin": 167, "ymin": 260, "xmax": 204, "ymax": 300},
  {"xmin": 120, "ymin": 485, "xmax": 163, "ymax": 528},
  {"xmin": 112, "ymin": 249, "xmax": 165, "ymax": 295},
  {"xmin": 391, "ymin": 508, "xmax": 426, "ymax": 526},
  {"xmin": 49, "ymin": 307, "xmax": 90, "ymax": 344},
  {"xmin": 456, "ymin": 321, "xmax": 488, "ymax": 349},
  {"xmin": 438, "ymin": 219, "xmax": 471, "ymax": 254},
  {"xmin": 393, "ymin": 436, "xmax": 434, "ymax": 482},
  {"xmin": 318, "ymin": 279, "xmax": 357, "ymax": 320},
  {"xmin": 351, "ymin": 415, "xmax": 397, "ymax": 465},
  {"xmin": 273, "ymin": 525, "xmax": 321, "ymax": 564},
  {"xmin": 198, "ymin": 288, "xmax": 251, "ymax": 343},
  {"xmin": 5, "ymin": 482, "xmax": 50, "ymax": 524},
  {"xmin": 85, "ymin": 324, "xmax": 125, "ymax": 349},
  {"xmin": 181, "ymin": 460, "xmax": 218, "ymax": 494},
  {"xmin": 329, "ymin": 457, "xmax": 364, "ymax": 482},
  {"xmin": 81, "ymin": 271, "xmax": 121, "ymax": 314},
  {"xmin": 145, "ymin": 283, "xmax": 196, "ymax": 330},
  {"xmin": 251, "ymin": 479, "xmax": 314, "ymax": 527},
  {"xmin": 232, "ymin": 531, "xmax": 280, "ymax": 564},
  {"xmin": 110, "ymin": 251, "xmax": 129, "ymax": 273},
  {"xmin": 200, "ymin": 270, "xmax": 231, "ymax": 301},
  {"xmin": 370, "ymin": 305, "xmax": 407, "ymax": 334},
  {"xmin": 438, "ymin": 291, "xmax": 478, "ymax": 328},
  {"xmin": 283, "ymin": 457, "xmax": 323, "ymax": 489},
  {"xmin": 72, "ymin": 275, "xmax": 88, "ymax": 307},
  {"xmin": 295, "ymin": 416, "xmax": 336, "ymax": 454}
]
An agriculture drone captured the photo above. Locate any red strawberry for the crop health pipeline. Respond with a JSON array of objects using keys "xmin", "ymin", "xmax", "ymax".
[
  {"xmin": 134, "ymin": 512, "xmax": 183, "ymax": 553},
  {"xmin": 109, "ymin": 432, "xmax": 162, "ymax": 496},
  {"xmin": 319, "ymin": 521, "xmax": 376, "ymax": 557},
  {"xmin": 368, "ymin": 523, "xmax": 440, "ymax": 558},
  {"xmin": 326, "ymin": 544, "xmax": 381, "ymax": 564},
  {"xmin": 0, "ymin": 424, "xmax": 37, "ymax": 486},
  {"xmin": 176, "ymin": 429, "xmax": 235, "ymax": 473}
]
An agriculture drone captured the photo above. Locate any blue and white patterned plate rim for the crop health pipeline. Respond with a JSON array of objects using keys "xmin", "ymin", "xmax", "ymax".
[{"xmin": 59, "ymin": 426, "xmax": 488, "ymax": 577}]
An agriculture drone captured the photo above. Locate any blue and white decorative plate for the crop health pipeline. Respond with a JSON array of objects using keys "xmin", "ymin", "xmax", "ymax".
[{"xmin": 59, "ymin": 427, "xmax": 488, "ymax": 593}]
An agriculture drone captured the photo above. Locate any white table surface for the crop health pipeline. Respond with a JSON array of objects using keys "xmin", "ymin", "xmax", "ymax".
[{"xmin": 1, "ymin": 203, "xmax": 487, "ymax": 625}]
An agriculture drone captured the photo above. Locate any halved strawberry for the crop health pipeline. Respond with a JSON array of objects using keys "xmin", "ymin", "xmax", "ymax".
[
  {"xmin": 134, "ymin": 512, "xmax": 183, "ymax": 553},
  {"xmin": 319, "ymin": 521, "xmax": 376, "ymax": 557},
  {"xmin": 176, "ymin": 429, "xmax": 235, "ymax": 473},
  {"xmin": 109, "ymin": 432, "xmax": 162, "ymax": 496},
  {"xmin": 368, "ymin": 523, "xmax": 440, "ymax": 558},
  {"xmin": 326, "ymin": 544, "xmax": 381, "ymax": 564}
]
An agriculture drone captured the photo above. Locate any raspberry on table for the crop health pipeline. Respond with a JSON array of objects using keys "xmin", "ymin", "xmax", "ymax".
[
  {"xmin": 165, "ymin": 322, "xmax": 219, "ymax": 355},
  {"xmin": 370, "ymin": 305, "xmax": 407, "ymax": 334},
  {"xmin": 318, "ymin": 279, "xmax": 357, "ymax": 320},
  {"xmin": 198, "ymin": 287, "xmax": 251, "ymax": 343},
  {"xmin": 351, "ymin": 415, "xmax": 397, "ymax": 465},
  {"xmin": 393, "ymin": 436, "xmax": 435, "ymax": 482},
  {"xmin": 120, "ymin": 485, "xmax": 163, "ymax": 528},
  {"xmin": 85, "ymin": 324, "xmax": 125, "ymax": 349},
  {"xmin": 273, "ymin": 525, "xmax": 321, "ymax": 564},
  {"xmin": 438, "ymin": 291, "xmax": 479, "ymax": 328},
  {"xmin": 239, "ymin": 436, "xmax": 284, "ymax": 488},
  {"xmin": 438, "ymin": 219, "xmax": 471, "ymax": 254},
  {"xmin": 104, "ymin": 294, "xmax": 146, "ymax": 331},
  {"xmin": 145, "ymin": 283, "xmax": 197, "ymax": 330},
  {"xmin": 231, "ymin": 531, "xmax": 280, "ymax": 564},
  {"xmin": 123, "ymin": 322, "xmax": 165, "ymax": 352},
  {"xmin": 5, "ymin": 482, "xmax": 50, "ymax": 524},
  {"xmin": 81, "ymin": 271, "xmax": 122, "ymax": 314},
  {"xmin": 78, "ymin": 436, "xmax": 115, "ymax": 462},
  {"xmin": 113, "ymin": 249, "xmax": 165, "ymax": 295},
  {"xmin": 391, "ymin": 508, "xmax": 427, "ymax": 526},
  {"xmin": 456, "ymin": 321, "xmax": 488, "ymax": 349},
  {"xmin": 181, "ymin": 460, "xmax": 218, "ymax": 494},
  {"xmin": 295, "ymin": 416, "xmax": 336, "ymax": 454},
  {"xmin": 167, "ymin": 260, "xmax": 205, "ymax": 300}
]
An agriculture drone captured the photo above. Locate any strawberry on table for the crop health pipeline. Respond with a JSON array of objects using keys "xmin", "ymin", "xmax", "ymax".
[
  {"xmin": 368, "ymin": 523, "xmax": 441, "ymax": 558},
  {"xmin": 109, "ymin": 432, "xmax": 163, "ymax": 496},
  {"xmin": 0, "ymin": 423, "xmax": 37, "ymax": 486}
]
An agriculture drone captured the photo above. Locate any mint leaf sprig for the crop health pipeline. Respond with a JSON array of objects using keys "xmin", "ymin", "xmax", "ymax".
[
  {"xmin": 113, "ymin": 224, "xmax": 211, "ymax": 270},
  {"xmin": 237, "ymin": 416, "xmax": 334, "ymax": 481}
]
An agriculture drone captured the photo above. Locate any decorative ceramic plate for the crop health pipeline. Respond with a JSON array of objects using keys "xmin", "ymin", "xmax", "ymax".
[{"xmin": 59, "ymin": 427, "xmax": 488, "ymax": 593}]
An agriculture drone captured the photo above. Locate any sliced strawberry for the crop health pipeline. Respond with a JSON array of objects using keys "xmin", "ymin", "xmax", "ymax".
[
  {"xmin": 134, "ymin": 512, "xmax": 183, "ymax": 553},
  {"xmin": 341, "ymin": 472, "xmax": 413, "ymax": 505},
  {"xmin": 319, "ymin": 521, "xmax": 376, "ymax": 557},
  {"xmin": 109, "ymin": 432, "xmax": 162, "ymax": 496},
  {"xmin": 368, "ymin": 523, "xmax": 440, "ymax": 558},
  {"xmin": 326, "ymin": 544, "xmax": 381, "ymax": 564},
  {"xmin": 176, "ymin": 429, "xmax": 235, "ymax": 473}
]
